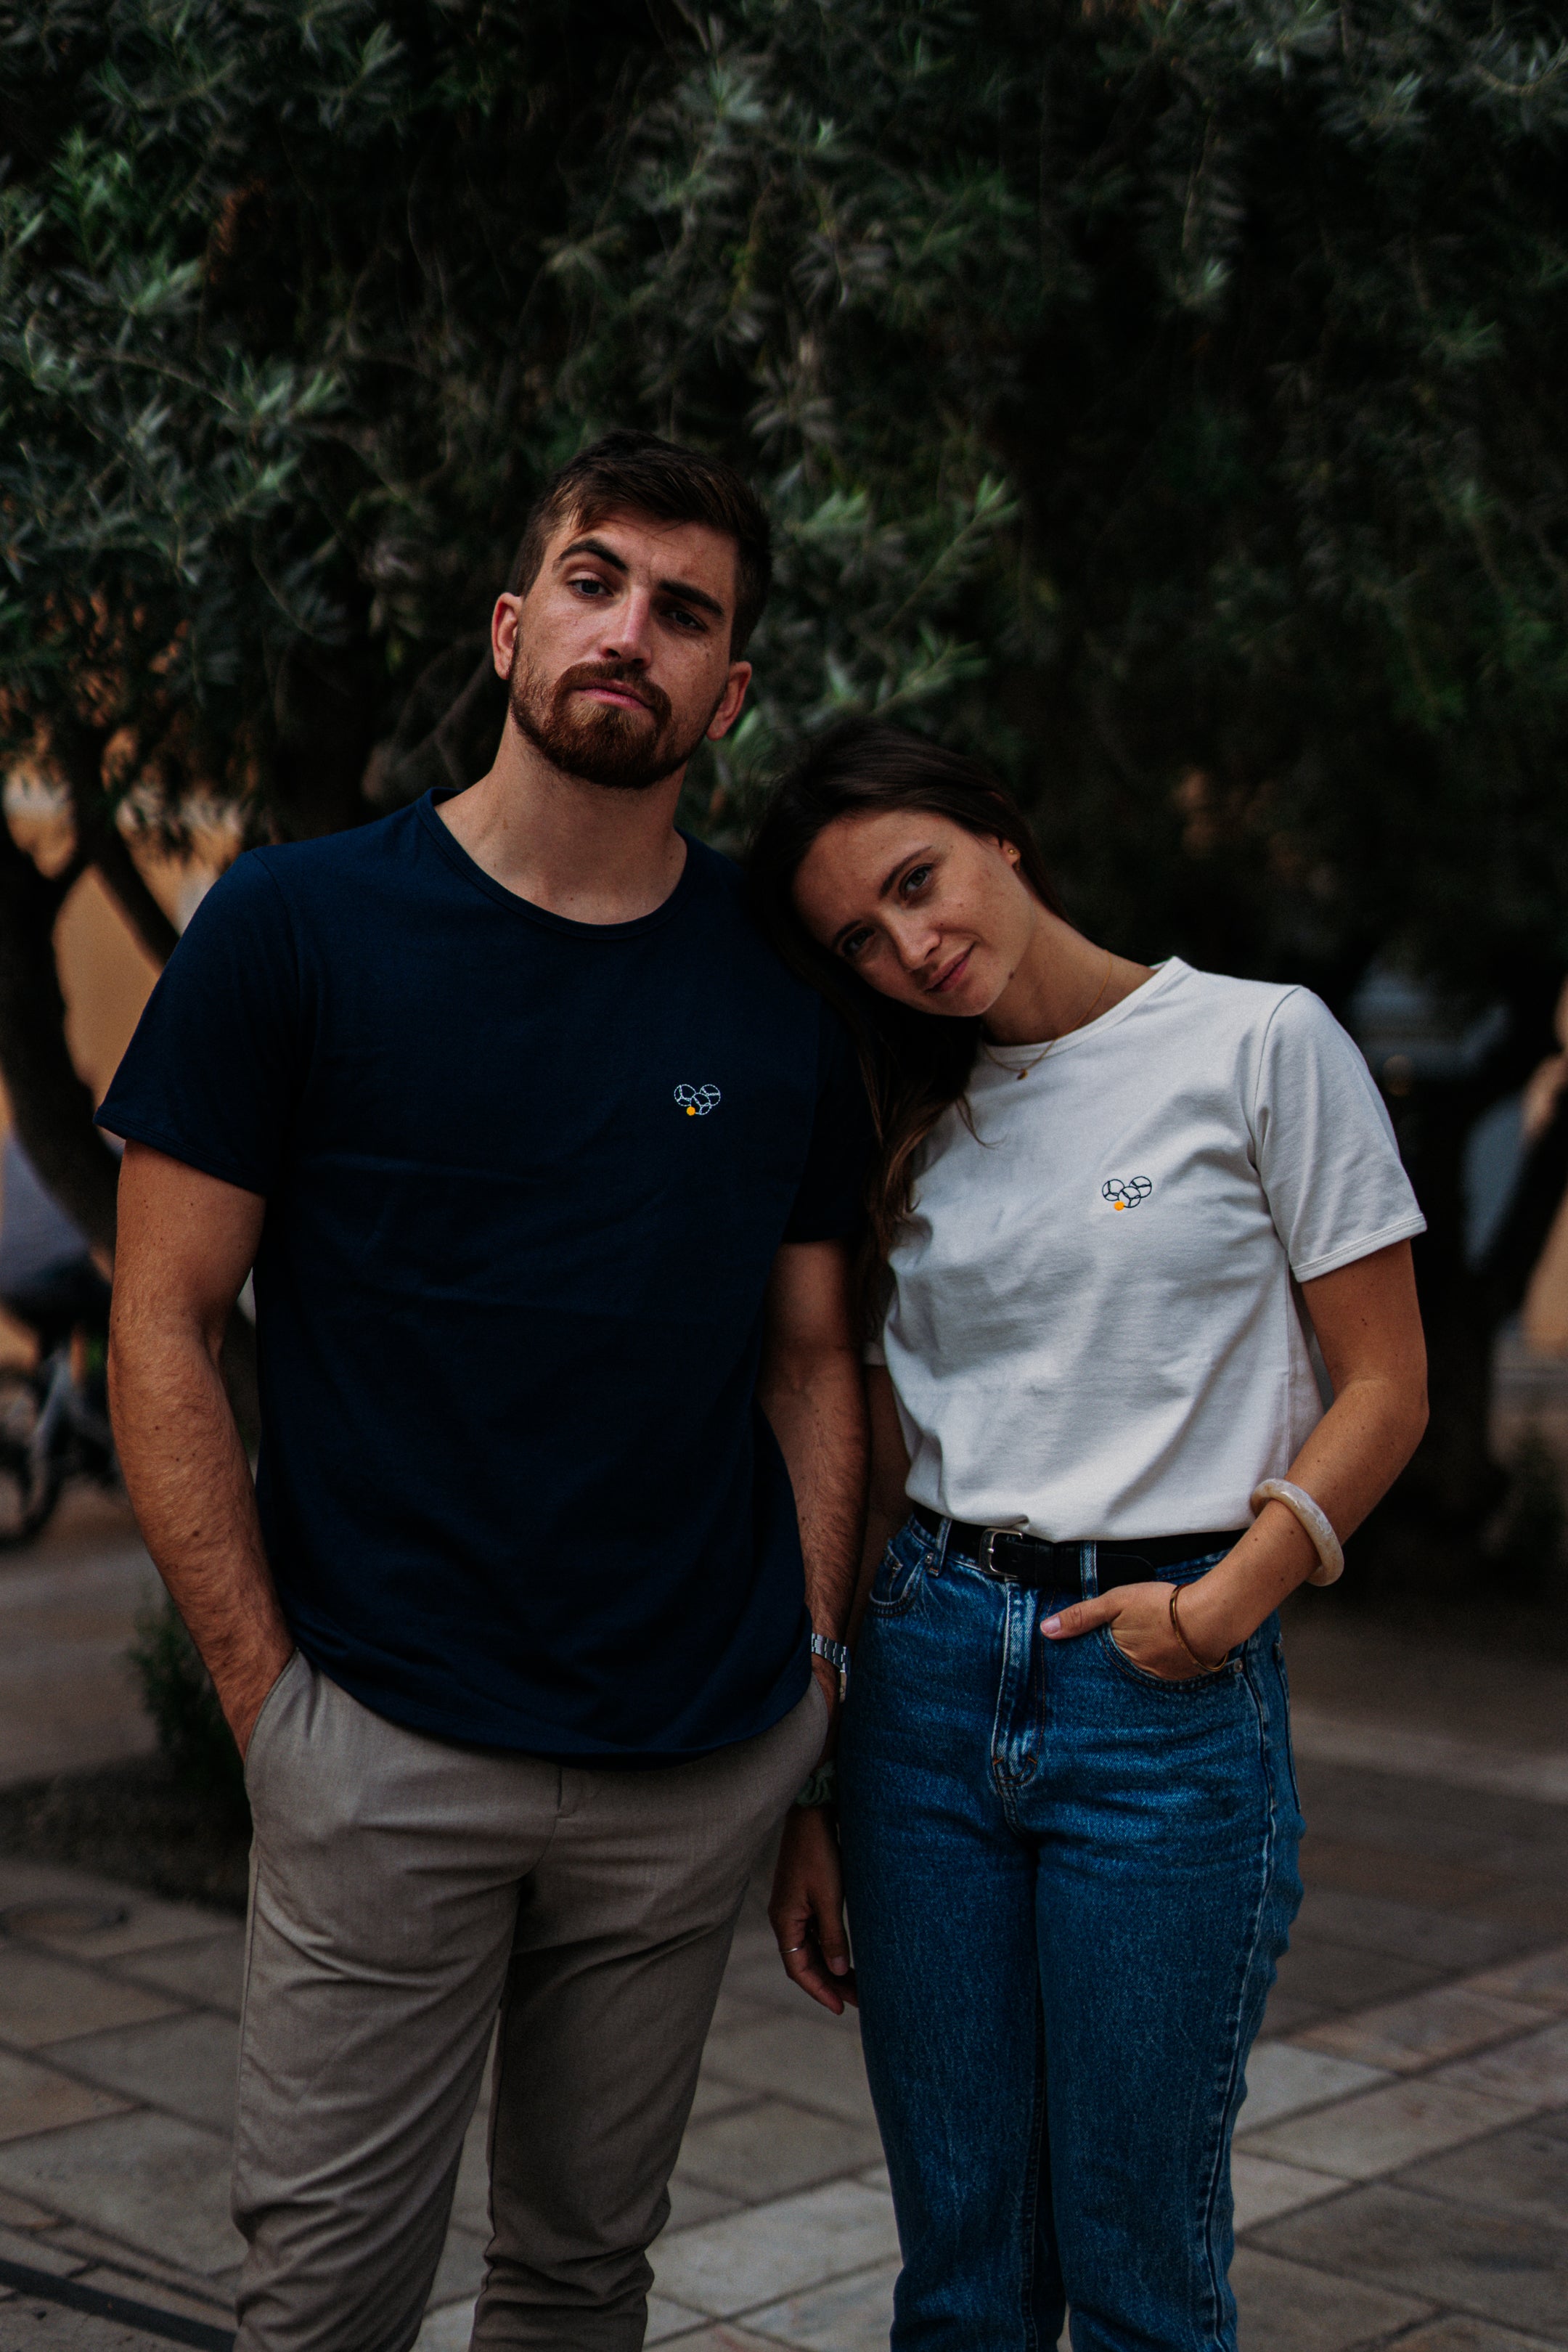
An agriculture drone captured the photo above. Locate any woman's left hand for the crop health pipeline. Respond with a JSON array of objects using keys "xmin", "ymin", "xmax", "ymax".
[{"xmin": 1040, "ymin": 1577, "xmax": 1228, "ymax": 1680}]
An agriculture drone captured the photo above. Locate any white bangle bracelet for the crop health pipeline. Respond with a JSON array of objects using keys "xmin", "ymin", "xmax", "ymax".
[{"xmin": 1250, "ymin": 1479, "xmax": 1344, "ymax": 1587}]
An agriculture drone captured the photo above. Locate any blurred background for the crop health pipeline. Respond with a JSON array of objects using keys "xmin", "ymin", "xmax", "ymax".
[
  {"xmin": 4, "ymin": 0, "xmax": 1568, "ymax": 1603},
  {"xmin": 1, "ymin": 12, "xmax": 1568, "ymax": 2347}
]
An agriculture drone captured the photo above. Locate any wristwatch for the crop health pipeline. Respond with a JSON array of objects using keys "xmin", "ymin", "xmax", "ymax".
[{"xmin": 809, "ymin": 1632, "xmax": 852, "ymax": 1702}]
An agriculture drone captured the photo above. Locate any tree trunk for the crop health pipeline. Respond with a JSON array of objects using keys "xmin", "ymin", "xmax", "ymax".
[{"xmin": 0, "ymin": 815, "xmax": 121, "ymax": 1254}]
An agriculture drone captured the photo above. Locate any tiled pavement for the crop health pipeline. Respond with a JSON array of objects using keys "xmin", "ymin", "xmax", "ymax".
[{"xmin": 0, "ymin": 1745, "xmax": 1566, "ymax": 2351}]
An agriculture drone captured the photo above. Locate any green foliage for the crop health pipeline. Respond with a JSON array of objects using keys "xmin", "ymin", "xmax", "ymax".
[
  {"xmin": 127, "ymin": 1592, "xmax": 248, "ymax": 1824},
  {"xmin": 3, "ymin": 0, "xmax": 1566, "ymax": 1029}
]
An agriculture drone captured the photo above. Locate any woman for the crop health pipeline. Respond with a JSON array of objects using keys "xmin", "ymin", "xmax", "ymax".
[{"xmin": 750, "ymin": 721, "xmax": 1429, "ymax": 2352}]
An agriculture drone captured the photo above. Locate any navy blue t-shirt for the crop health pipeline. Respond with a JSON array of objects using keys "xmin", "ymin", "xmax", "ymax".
[{"xmin": 99, "ymin": 794, "xmax": 867, "ymax": 1763}]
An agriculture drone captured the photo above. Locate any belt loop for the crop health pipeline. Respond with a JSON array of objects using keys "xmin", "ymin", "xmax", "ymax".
[
  {"xmin": 933, "ymin": 1514, "xmax": 951, "ymax": 1575},
  {"xmin": 1080, "ymin": 1540, "xmax": 1100, "ymax": 1600}
]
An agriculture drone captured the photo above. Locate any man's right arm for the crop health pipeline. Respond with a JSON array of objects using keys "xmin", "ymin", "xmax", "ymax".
[{"xmin": 109, "ymin": 1140, "xmax": 293, "ymax": 1758}]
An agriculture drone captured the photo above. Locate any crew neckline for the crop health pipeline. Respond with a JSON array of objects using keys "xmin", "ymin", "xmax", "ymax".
[
  {"xmin": 981, "ymin": 957, "xmax": 1187, "ymax": 1071},
  {"xmin": 417, "ymin": 788, "xmax": 701, "ymax": 939}
]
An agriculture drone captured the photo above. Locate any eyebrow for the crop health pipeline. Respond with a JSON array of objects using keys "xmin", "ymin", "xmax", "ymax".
[
  {"xmin": 556, "ymin": 536, "xmax": 727, "ymax": 621},
  {"xmin": 830, "ymin": 846, "xmax": 936, "ymax": 952}
]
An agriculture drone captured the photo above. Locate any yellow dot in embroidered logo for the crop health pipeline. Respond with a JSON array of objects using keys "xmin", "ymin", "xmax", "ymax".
[
  {"xmin": 686, "ymin": 1104, "xmax": 696, "ymax": 1115},
  {"xmin": 1114, "ymin": 1200, "xmax": 1126, "ymax": 1209}
]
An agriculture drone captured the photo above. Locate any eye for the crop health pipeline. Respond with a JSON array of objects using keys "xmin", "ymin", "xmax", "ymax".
[
  {"xmin": 663, "ymin": 603, "xmax": 706, "ymax": 633},
  {"xmin": 899, "ymin": 862, "xmax": 934, "ymax": 897},
  {"xmin": 839, "ymin": 927, "xmax": 874, "ymax": 963},
  {"xmin": 570, "ymin": 575, "xmax": 610, "ymax": 597}
]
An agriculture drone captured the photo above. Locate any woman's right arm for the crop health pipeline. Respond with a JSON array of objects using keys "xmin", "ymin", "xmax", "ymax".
[{"xmin": 769, "ymin": 1364, "xmax": 911, "ymax": 2013}]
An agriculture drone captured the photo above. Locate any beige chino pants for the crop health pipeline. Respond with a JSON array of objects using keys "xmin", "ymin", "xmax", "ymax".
[{"xmin": 233, "ymin": 1651, "xmax": 825, "ymax": 2352}]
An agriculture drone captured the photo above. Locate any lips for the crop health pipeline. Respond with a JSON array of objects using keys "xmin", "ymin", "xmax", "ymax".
[
  {"xmin": 926, "ymin": 947, "xmax": 973, "ymax": 995},
  {"xmin": 558, "ymin": 662, "xmax": 662, "ymax": 719}
]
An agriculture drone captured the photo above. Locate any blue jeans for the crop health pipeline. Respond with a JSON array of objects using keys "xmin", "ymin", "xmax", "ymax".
[{"xmin": 838, "ymin": 1514, "xmax": 1304, "ymax": 2352}]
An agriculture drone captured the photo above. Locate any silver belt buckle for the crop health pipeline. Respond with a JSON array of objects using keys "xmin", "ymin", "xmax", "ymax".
[{"xmin": 978, "ymin": 1527, "xmax": 1011, "ymax": 1576}]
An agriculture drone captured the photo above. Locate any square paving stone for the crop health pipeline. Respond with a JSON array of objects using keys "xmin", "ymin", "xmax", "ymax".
[
  {"xmin": 1395, "ymin": 2118, "xmax": 1568, "ymax": 2231},
  {"xmin": 75, "ymin": 2267, "xmax": 237, "ymax": 2329},
  {"xmin": 1294, "ymin": 1890, "xmax": 1516, "ymax": 1974},
  {"xmin": 663, "ymin": 2176, "xmax": 741, "ymax": 2234},
  {"xmin": 651, "ymin": 2181, "xmax": 899, "ymax": 2317},
  {"xmin": 43, "ymin": 2224, "xmax": 234, "ymax": 2314},
  {"xmin": 746, "ymin": 2255, "xmax": 901, "ymax": 2352},
  {"xmin": 698, "ymin": 2014, "xmax": 875, "ymax": 2130},
  {"xmin": 51, "ymin": 2011, "xmax": 239, "ymax": 2134},
  {"xmin": 1257, "ymin": 1990, "xmax": 1332, "ymax": 2041},
  {"xmin": 690, "ymin": 2050, "xmax": 761, "ymax": 2126},
  {"xmin": 426, "ymin": 2223, "xmax": 486, "ymax": 2309},
  {"xmin": 447, "ymin": 2104, "xmax": 491, "ymax": 2239},
  {"xmin": 645, "ymin": 2292, "xmax": 709, "ymax": 2343},
  {"xmin": 1254, "ymin": 2181, "xmax": 1568, "ymax": 2340},
  {"xmin": 1387, "ymin": 2319, "xmax": 1568, "ymax": 2352},
  {"xmin": 1270, "ymin": 1935, "xmax": 1440, "ymax": 2014},
  {"xmin": 108, "ymin": 1934, "xmax": 245, "ymax": 2020},
  {"xmin": 9, "ymin": 1896, "xmax": 232, "ymax": 1964},
  {"xmin": 678, "ymin": 2099, "xmax": 883, "ymax": 2202},
  {"xmin": 1466, "ymin": 1945, "xmax": 1568, "ymax": 2015},
  {"xmin": 0, "ymin": 2109, "xmax": 242, "ymax": 2276},
  {"xmin": 1300, "ymin": 1837, "xmax": 1500, "ymax": 1908},
  {"xmin": 413, "ymin": 2303, "xmax": 475, "ymax": 2352},
  {"xmin": 1238, "ymin": 2045, "xmax": 1391, "ymax": 2132},
  {"xmin": 0, "ymin": 1951, "xmax": 179, "ymax": 2051},
  {"xmin": 647, "ymin": 2331, "xmax": 791, "ymax": 2352},
  {"xmin": 1297, "ymin": 1985, "xmax": 1548, "ymax": 2073},
  {"xmin": 1228, "ymin": 2244, "xmax": 1434, "ymax": 2352},
  {"xmin": 0, "ymin": 2222, "xmax": 85, "ymax": 2276},
  {"xmin": 0, "ymin": 2186, "xmax": 58, "ymax": 2229},
  {"xmin": 0, "ymin": 2303, "xmax": 167, "ymax": 2348},
  {"xmin": 0, "ymin": 2053, "xmax": 129, "ymax": 2147},
  {"xmin": 1440, "ymin": 2022, "xmax": 1568, "ymax": 2110},
  {"xmin": 1231, "ymin": 2154, "xmax": 1349, "ymax": 2231},
  {"xmin": 1240, "ymin": 2078, "xmax": 1527, "ymax": 2179}
]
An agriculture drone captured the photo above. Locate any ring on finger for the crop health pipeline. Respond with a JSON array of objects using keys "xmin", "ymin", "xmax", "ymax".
[{"xmin": 782, "ymin": 1941, "xmax": 809, "ymax": 1955}]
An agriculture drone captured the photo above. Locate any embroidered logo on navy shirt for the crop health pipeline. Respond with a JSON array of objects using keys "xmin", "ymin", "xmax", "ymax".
[
  {"xmin": 675, "ymin": 1083, "xmax": 722, "ymax": 1118},
  {"xmin": 1102, "ymin": 1175, "xmax": 1153, "ymax": 1212}
]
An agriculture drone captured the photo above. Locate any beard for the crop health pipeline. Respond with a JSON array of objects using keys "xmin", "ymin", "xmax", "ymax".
[{"xmin": 509, "ymin": 650, "xmax": 718, "ymax": 793}]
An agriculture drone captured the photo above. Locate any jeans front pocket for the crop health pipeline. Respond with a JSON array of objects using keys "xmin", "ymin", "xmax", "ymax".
[
  {"xmin": 1094, "ymin": 1558, "xmax": 1241, "ymax": 1696},
  {"xmin": 867, "ymin": 1515, "xmax": 933, "ymax": 1618},
  {"xmin": 1097, "ymin": 1625, "xmax": 1241, "ymax": 1695}
]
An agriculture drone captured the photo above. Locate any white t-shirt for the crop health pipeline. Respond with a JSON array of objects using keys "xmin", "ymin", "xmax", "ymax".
[{"xmin": 869, "ymin": 958, "xmax": 1425, "ymax": 1540}]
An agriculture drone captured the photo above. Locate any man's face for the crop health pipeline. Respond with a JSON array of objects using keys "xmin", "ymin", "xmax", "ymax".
[{"xmin": 494, "ymin": 507, "xmax": 753, "ymax": 793}]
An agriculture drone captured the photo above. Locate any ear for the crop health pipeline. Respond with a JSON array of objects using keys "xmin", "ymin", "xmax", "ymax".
[
  {"xmin": 999, "ymin": 836, "xmax": 1022, "ymax": 868},
  {"xmin": 491, "ymin": 593, "xmax": 523, "ymax": 682},
  {"xmin": 707, "ymin": 660, "xmax": 754, "ymax": 741}
]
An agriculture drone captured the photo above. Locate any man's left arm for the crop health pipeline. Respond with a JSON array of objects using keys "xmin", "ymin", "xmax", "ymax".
[{"xmin": 756, "ymin": 1238, "xmax": 868, "ymax": 1746}]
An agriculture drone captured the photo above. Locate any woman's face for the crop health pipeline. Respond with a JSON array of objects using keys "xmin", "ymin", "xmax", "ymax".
[{"xmin": 792, "ymin": 807, "xmax": 1038, "ymax": 1020}]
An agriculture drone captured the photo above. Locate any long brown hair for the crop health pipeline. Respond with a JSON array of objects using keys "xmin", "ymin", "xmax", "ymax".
[{"xmin": 748, "ymin": 719, "xmax": 1063, "ymax": 1280}]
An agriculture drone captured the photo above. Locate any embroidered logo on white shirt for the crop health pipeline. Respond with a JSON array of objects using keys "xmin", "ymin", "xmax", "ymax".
[{"xmin": 1101, "ymin": 1175, "xmax": 1153, "ymax": 1212}]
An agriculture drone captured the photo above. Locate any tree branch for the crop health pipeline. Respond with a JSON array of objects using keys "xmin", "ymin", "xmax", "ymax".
[{"xmin": 51, "ymin": 718, "xmax": 180, "ymax": 966}]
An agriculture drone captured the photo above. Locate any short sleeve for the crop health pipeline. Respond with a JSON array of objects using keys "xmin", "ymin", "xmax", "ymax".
[
  {"xmin": 97, "ymin": 852, "xmax": 302, "ymax": 1196},
  {"xmin": 781, "ymin": 1008, "xmax": 873, "ymax": 1244},
  {"xmin": 1251, "ymin": 989, "xmax": 1426, "ymax": 1282}
]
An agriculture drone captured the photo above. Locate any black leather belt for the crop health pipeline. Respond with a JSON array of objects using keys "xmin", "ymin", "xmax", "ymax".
[{"xmin": 911, "ymin": 1505, "xmax": 1242, "ymax": 1591}]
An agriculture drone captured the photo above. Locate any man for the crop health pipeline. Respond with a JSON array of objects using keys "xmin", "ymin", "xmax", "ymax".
[{"xmin": 102, "ymin": 431, "xmax": 867, "ymax": 2352}]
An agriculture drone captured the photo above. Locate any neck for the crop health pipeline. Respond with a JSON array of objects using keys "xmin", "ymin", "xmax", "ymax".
[
  {"xmin": 437, "ymin": 720, "xmax": 688, "ymax": 924},
  {"xmin": 984, "ymin": 905, "xmax": 1151, "ymax": 1046}
]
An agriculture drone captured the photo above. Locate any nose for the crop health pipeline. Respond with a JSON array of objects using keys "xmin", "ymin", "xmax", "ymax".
[
  {"xmin": 599, "ymin": 587, "xmax": 656, "ymax": 666},
  {"xmin": 889, "ymin": 915, "xmax": 939, "ymax": 976}
]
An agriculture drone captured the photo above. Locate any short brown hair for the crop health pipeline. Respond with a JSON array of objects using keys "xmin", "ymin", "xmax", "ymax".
[{"xmin": 510, "ymin": 431, "xmax": 772, "ymax": 655}]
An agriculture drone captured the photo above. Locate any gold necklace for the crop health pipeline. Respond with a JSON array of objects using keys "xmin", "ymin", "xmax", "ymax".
[{"xmin": 987, "ymin": 952, "xmax": 1116, "ymax": 1079}]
